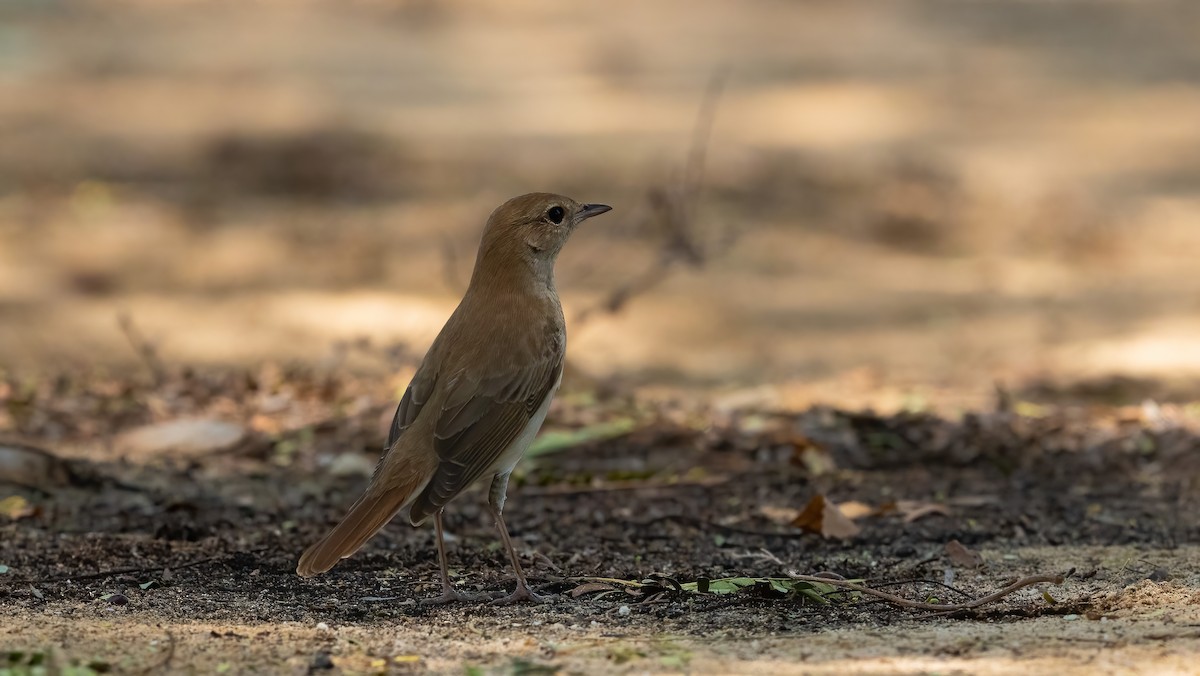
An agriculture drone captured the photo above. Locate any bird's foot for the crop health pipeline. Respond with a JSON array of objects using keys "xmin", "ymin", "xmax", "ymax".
[
  {"xmin": 491, "ymin": 584, "xmax": 547, "ymax": 605},
  {"xmin": 421, "ymin": 586, "xmax": 478, "ymax": 605}
]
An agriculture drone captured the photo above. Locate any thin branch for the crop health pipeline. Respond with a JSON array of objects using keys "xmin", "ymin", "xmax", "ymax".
[
  {"xmin": 869, "ymin": 577, "xmax": 974, "ymax": 601},
  {"xmin": 116, "ymin": 312, "xmax": 166, "ymax": 386},
  {"xmin": 574, "ymin": 70, "xmax": 728, "ymax": 327},
  {"xmin": 788, "ymin": 572, "xmax": 1066, "ymax": 612},
  {"xmin": 682, "ymin": 69, "xmax": 727, "ymax": 214}
]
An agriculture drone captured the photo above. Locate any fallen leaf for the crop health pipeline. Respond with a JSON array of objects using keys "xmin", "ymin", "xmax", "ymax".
[
  {"xmin": 837, "ymin": 500, "xmax": 875, "ymax": 520},
  {"xmin": 792, "ymin": 494, "xmax": 861, "ymax": 539},
  {"xmin": 0, "ymin": 443, "xmax": 74, "ymax": 489},
  {"xmin": 0, "ymin": 495, "xmax": 37, "ymax": 520},
  {"xmin": 569, "ymin": 582, "xmax": 617, "ymax": 598},
  {"xmin": 944, "ymin": 539, "xmax": 983, "ymax": 568},
  {"xmin": 793, "ymin": 441, "xmax": 837, "ymax": 476},
  {"xmin": 527, "ymin": 419, "xmax": 637, "ymax": 457},
  {"xmin": 880, "ymin": 500, "xmax": 952, "ymax": 523},
  {"xmin": 758, "ymin": 505, "xmax": 800, "ymax": 524}
]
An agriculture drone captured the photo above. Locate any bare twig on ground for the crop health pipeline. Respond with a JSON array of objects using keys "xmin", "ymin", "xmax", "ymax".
[
  {"xmin": 870, "ymin": 578, "xmax": 974, "ymax": 601},
  {"xmin": 787, "ymin": 571, "xmax": 1067, "ymax": 613}
]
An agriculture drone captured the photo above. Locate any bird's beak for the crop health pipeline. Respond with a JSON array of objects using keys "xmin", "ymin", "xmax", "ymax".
[{"xmin": 576, "ymin": 203, "xmax": 612, "ymax": 222}]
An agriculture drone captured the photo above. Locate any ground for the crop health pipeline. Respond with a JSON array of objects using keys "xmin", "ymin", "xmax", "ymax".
[{"xmin": 2, "ymin": 369, "xmax": 1198, "ymax": 674}]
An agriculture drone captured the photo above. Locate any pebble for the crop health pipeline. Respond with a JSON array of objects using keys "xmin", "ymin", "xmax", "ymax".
[{"xmin": 618, "ymin": 605, "xmax": 631, "ymax": 616}]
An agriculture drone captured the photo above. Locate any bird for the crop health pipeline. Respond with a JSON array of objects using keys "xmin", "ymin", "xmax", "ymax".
[{"xmin": 296, "ymin": 192, "xmax": 611, "ymax": 604}]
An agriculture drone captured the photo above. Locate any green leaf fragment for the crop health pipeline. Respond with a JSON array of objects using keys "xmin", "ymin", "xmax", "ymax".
[{"xmin": 527, "ymin": 419, "xmax": 637, "ymax": 457}]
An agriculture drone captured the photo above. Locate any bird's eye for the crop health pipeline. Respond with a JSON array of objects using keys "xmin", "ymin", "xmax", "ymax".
[{"xmin": 546, "ymin": 206, "xmax": 565, "ymax": 224}]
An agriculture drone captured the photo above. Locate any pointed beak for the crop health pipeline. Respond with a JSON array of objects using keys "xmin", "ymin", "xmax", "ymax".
[{"xmin": 576, "ymin": 203, "xmax": 612, "ymax": 222}]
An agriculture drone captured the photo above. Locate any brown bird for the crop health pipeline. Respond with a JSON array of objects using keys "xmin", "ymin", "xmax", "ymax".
[{"xmin": 296, "ymin": 193, "xmax": 611, "ymax": 604}]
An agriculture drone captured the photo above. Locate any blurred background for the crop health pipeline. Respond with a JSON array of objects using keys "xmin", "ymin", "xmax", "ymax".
[{"xmin": 2, "ymin": 0, "xmax": 1200, "ymax": 410}]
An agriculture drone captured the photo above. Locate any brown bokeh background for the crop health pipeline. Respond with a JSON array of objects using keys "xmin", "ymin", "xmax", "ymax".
[{"xmin": 3, "ymin": 0, "xmax": 1199, "ymax": 408}]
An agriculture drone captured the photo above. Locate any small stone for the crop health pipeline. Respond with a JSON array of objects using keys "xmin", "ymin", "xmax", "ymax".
[
  {"xmin": 1063, "ymin": 614, "xmax": 1079, "ymax": 621},
  {"xmin": 316, "ymin": 622, "xmax": 330, "ymax": 631},
  {"xmin": 618, "ymin": 605, "xmax": 631, "ymax": 616},
  {"xmin": 108, "ymin": 593, "xmax": 129, "ymax": 606}
]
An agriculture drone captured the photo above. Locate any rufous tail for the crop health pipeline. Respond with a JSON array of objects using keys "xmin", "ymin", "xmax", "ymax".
[{"xmin": 296, "ymin": 472, "xmax": 427, "ymax": 577}]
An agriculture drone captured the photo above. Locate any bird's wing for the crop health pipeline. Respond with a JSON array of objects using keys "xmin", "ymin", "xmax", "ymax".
[
  {"xmin": 385, "ymin": 362, "xmax": 437, "ymax": 452},
  {"xmin": 407, "ymin": 355, "xmax": 562, "ymax": 524}
]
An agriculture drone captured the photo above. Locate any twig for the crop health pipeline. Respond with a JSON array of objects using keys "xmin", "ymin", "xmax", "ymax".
[
  {"xmin": 788, "ymin": 572, "xmax": 1065, "ymax": 612},
  {"xmin": 574, "ymin": 70, "xmax": 728, "ymax": 327},
  {"xmin": 116, "ymin": 312, "xmax": 166, "ymax": 386},
  {"xmin": 869, "ymin": 578, "xmax": 974, "ymax": 601},
  {"xmin": 681, "ymin": 69, "xmax": 727, "ymax": 219}
]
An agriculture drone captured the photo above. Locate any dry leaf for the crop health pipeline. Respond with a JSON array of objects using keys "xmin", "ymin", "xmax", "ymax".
[
  {"xmin": 0, "ymin": 495, "xmax": 37, "ymax": 520},
  {"xmin": 570, "ymin": 582, "xmax": 617, "ymax": 598},
  {"xmin": 792, "ymin": 494, "xmax": 861, "ymax": 539},
  {"xmin": 793, "ymin": 442, "xmax": 837, "ymax": 476},
  {"xmin": 0, "ymin": 443, "xmax": 74, "ymax": 489},
  {"xmin": 880, "ymin": 500, "xmax": 952, "ymax": 523},
  {"xmin": 759, "ymin": 505, "xmax": 801, "ymax": 524},
  {"xmin": 944, "ymin": 539, "xmax": 983, "ymax": 568},
  {"xmin": 837, "ymin": 500, "xmax": 875, "ymax": 520}
]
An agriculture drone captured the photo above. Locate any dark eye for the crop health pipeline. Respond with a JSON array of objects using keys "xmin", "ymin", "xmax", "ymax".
[{"xmin": 546, "ymin": 206, "xmax": 565, "ymax": 224}]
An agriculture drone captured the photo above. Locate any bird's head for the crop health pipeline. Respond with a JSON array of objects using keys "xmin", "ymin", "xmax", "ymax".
[{"xmin": 473, "ymin": 192, "xmax": 611, "ymax": 286}]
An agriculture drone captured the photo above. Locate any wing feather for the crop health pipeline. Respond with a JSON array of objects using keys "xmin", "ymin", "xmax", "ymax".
[{"xmin": 407, "ymin": 357, "xmax": 562, "ymax": 524}]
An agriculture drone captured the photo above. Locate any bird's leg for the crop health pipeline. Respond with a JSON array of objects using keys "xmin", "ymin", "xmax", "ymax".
[
  {"xmin": 488, "ymin": 473, "xmax": 546, "ymax": 604},
  {"xmin": 421, "ymin": 509, "xmax": 475, "ymax": 604}
]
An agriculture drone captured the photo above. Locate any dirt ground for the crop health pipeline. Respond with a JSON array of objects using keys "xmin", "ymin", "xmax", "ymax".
[
  {"xmin": 3, "ymin": 1, "xmax": 1200, "ymax": 674},
  {"xmin": 2, "ymin": 368, "xmax": 1199, "ymax": 674}
]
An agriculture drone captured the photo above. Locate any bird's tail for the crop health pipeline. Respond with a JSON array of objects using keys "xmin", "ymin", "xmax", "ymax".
[{"xmin": 296, "ymin": 468, "xmax": 431, "ymax": 578}]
